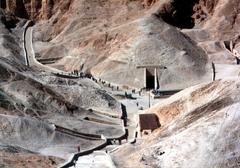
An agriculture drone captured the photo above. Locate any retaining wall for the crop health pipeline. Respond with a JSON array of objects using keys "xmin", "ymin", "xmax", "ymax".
[
  {"xmin": 52, "ymin": 72, "xmax": 81, "ymax": 79},
  {"xmin": 59, "ymin": 136, "xmax": 107, "ymax": 168},
  {"xmin": 58, "ymin": 122, "xmax": 127, "ymax": 168},
  {"xmin": 22, "ymin": 20, "xmax": 33, "ymax": 66},
  {"xmin": 55, "ymin": 125, "xmax": 102, "ymax": 140}
]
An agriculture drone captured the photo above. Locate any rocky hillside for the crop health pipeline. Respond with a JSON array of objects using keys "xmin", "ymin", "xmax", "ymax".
[
  {"xmin": 2, "ymin": 0, "xmax": 239, "ymax": 88},
  {"xmin": 0, "ymin": 0, "xmax": 209, "ymax": 88},
  {"xmin": 113, "ymin": 79, "xmax": 240, "ymax": 168},
  {"xmin": 34, "ymin": 0, "xmax": 239, "ymax": 88},
  {"xmin": 181, "ymin": 0, "xmax": 240, "ymax": 64},
  {"xmin": 0, "ymin": 8, "xmax": 123, "ymax": 167},
  {"xmin": 0, "ymin": 0, "xmax": 240, "ymax": 167}
]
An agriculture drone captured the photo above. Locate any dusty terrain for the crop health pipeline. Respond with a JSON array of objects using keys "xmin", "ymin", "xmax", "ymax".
[
  {"xmin": 112, "ymin": 79, "xmax": 240, "ymax": 168},
  {"xmin": 2, "ymin": 0, "xmax": 239, "ymax": 88},
  {"xmin": 3, "ymin": 0, "xmax": 213, "ymax": 88},
  {"xmin": 0, "ymin": 0, "xmax": 240, "ymax": 168},
  {"xmin": 0, "ymin": 7, "xmax": 123, "ymax": 167},
  {"xmin": 0, "ymin": 149, "xmax": 63, "ymax": 168},
  {"xmin": 30, "ymin": 0, "xmax": 239, "ymax": 88}
]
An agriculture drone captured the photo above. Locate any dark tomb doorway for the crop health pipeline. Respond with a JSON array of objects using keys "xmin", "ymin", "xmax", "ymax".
[{"xmin": 146, "ymin": 69, "xmax": 155, "ymax": 89}]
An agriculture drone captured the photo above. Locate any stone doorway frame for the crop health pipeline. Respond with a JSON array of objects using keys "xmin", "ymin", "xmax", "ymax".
[{"xmin": 136, "ymin": 65, "xmax": 167, "ymax": 90}]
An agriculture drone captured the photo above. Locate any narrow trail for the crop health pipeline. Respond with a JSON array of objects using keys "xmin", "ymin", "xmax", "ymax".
[
  {"xmin": 55, "ymin": 125, "xmax": 103, "ymax": 141},
  {"xmin": 24, "ymin": 22, "xmax": 75, "ymax": 76},
  {"xmin": 23, "ymin": 21, "xmax": 127, "ymax": 168},
  {"xmin": 25, "ymin": 26, "xmax": 61, "ymax": 73}
]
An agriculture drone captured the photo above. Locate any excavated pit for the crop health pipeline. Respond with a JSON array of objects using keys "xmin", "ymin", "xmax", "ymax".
[
  {"xmin": 156, "ymin": 0, "xmax": 200, "ymax": 29},
  {"xmin": 156, "ymin": 0, "xmax": 219, "ymax": 29}
]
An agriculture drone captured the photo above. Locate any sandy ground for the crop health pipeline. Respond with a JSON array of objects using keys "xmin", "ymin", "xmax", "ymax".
[
  {"xmin": 215, "ymin": 64, "xmax": 240, "ymax": 79},
  {"xmin": 111, "ymin": 79, "xmax": 240, "ymax": 168},
  {"xmin": 73, "ymin": 151, "xmax": 116, "ymax": 168},
  {"xmin": 73, "ymin": 83, "xmax": 167, "ymax": 167}
]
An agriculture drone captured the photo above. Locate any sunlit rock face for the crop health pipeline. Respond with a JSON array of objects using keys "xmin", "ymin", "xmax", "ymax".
[
  {"xmin": 112, "ymin": 79, "xmax": 240, "ymax": 168},
  {"xmin": 91, "ymin": 15, "xmax": 211, "ymax": 89},
  {"xmin": 0, "ymin": 0, "xmax": 240, "ymax": 167},
  {"xmin": 0, "ymin": 6, "xmax": 122, "ymax": 167},
  {"xmin": 12, "ymin": 0, "xmax": 237, "ymax": 89},
  {"xmin": 7, "ymin": 0, "xmax": 210, "ymax": 89}
]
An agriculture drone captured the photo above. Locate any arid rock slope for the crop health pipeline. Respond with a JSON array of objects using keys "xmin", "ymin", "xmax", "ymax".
[
  {"xmin": 1, "ymin": 1, "xmax": 240, "ymax": 88},
  {"xmin": 0, "ymin": 149, "xmax": 63, "ymax": 168},
  {"xmin": 2, "ymin": 0, "xmax": 239, "ymax": 88},
  {"xmin": 38, "ymin": 0, "xmax": 240, "ymax": 88},
  {"xmin": 0, "ymin": 8, "xmax": 123, "ymax": 167},
  {"xmin": 180, "ymin": 0, "xmax": 240, "ymax": 64},
  {"xmin": 1, "ymin": 0, "xmax": 212, "ymax": 89},
  {"xmin": 0, "ymin": 0, "xmax": 240, "ymax": 167},
  {"xmin": 113, "ymin": 79, "xmax": 240, "ymax": 168}
]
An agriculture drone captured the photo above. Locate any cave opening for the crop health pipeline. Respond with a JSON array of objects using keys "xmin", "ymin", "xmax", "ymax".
[
  {"xmin": 0, "ymin": 0, "xmax": 6, "ymax": 9},
  {"xmin": 146, "ymin": 68, "xmax": 155, "ymax": 89},
  {"xmin": 4, "ymin": 17, "xmax": 19, "ymax": 29},
  {"xmin": 14, "ymin": 0, "xmax": 29, "ymax": 19},
  {"xmin": 157, "ymin": 0, "xmax": 200, "ymax": 29}
]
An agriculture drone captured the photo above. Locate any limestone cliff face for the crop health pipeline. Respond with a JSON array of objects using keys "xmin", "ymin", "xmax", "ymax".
[
  {"xmin": 155, "ymin": 0, "xmax": 220, "ymax": 29},
  {"xmin": 30, "ymin": 0, "xmax": 213, "ymax": 89},
  {"xmin": 113, "ymin": 79, "xmax": 240, "ymax": 168},
  {"xmin": 1, "ymin": 0, "xmax": 72, "ymax": 21},
  {"xmin": 2, "ymin": 0, "xmax": 240, "ymax": 88},
  {"xmin": 2, "ymin": 0, "xmax": 159, "ymax": 20},
  {"xmin": 4, "ymin": 0, "xmax": 28, "ymax": 18}
]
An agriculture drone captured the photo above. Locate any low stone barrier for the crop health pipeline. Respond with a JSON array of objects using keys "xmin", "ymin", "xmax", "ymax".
[
  {"xmin": 22, "ymin": 20, "xmax": 33, "ymax": 66},
  {"xmin": 58, "ymin": 121, "xmax": 128, "ymax": 168},
  {"xmin": 52, "ymin": 72, "xmax": 82, "ymax": 79},
  {"xmin": 59, "ymin": 135, "xmax": 107, "ymax": 168},
  {"xmin": 55, "ymin": 125, "xmax": 102, "ymax": 140}
]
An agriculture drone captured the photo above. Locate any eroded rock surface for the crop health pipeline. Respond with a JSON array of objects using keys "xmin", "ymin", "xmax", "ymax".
[
  {"xmin": 113, "ymin": 79, "xmax": 240, "ymax": 168},
  {"xmin": 0, "ymin": 8, "xmax": 123, "ymax": 167},
  {"xmin": 0, "ymin": 0, "xmax": 240, "ymax": 168}
]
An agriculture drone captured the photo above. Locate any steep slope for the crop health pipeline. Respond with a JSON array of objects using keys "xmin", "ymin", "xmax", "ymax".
[
  {"xmin": 0, "ymin": 9, "xmax": 121, "ymax": 117},
  {"xmin": 0, "ymin": 149, "xmax": 62, "ymax": 168},
  {"xmin": 112, "ymin": 79, "xmax": 240, "ymax": 168},
  {"xmin": 1, "ymin": 1, "xmax": 240, "ymax": 88},
  {"xmin": 179, "ymin": 0, "xmax": 240, "ymax": 63},
  {"xmin": 29, "ymin": 0, "xmax": 212, "ymax": 89},
  {"xmin": 0, "ymin": 8, "xmax": 123, "ymax": 166},
  {"xmin": 91, "ymin": 15, "xmax": 211, "ymax": 89},
  {"xmin": 0, "ymin": 115, "xmax": 105, "ymax": 158},
  {"xmin": 1, "ymin": 1, "xmax": 240, "ymax": 167}
]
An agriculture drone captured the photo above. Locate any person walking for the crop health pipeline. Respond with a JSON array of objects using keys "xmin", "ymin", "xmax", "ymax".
[{"xmin": 77, "ymin": 145, "xmax": 80, "ymax": 152}]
